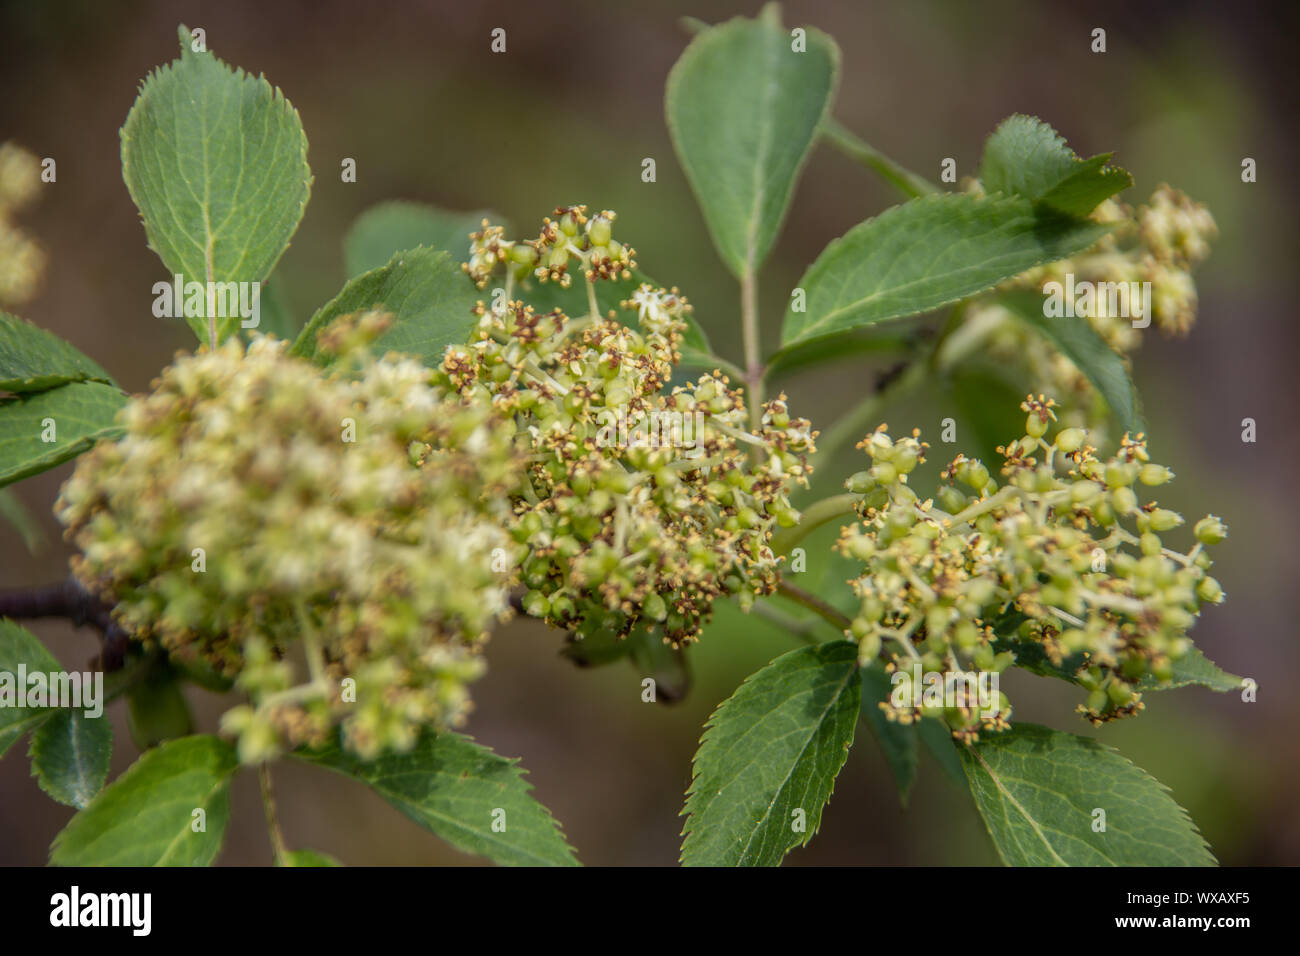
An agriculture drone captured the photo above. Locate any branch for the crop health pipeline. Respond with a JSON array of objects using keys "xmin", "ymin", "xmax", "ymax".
[
  {"xmin": 769, "ymin": 492, "xmax": 862, "ymax": 557},
  {"xmin": 0, "ymin": 577, "xmax": 129, "ymax": 670},
  {"xmin": 774, "ymin": 580, "xmax": 852, "ymax": 634}
]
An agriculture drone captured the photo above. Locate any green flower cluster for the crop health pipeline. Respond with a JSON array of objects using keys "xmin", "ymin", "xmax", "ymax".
[
  {"xmin": 837, "ymin": 395, "xmax": 1227, "ymax": 742},
  {"xmin": 56, "ymin": 322, "xmax": 519, "ymax": 762},
  {"xmin": 463, "ymin": 204, "xmax": 635, "ymax": 290},
  {"xmin": 440, "ymin": 214, "xmax": 816, "ymax": 645}
]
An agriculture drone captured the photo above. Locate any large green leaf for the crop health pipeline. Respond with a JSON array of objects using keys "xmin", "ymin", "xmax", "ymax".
[
  {"xmin": 50, "ymin": 735, "xmax": 238, "ymax": 866},
  {"xmin": 681, "ymin": 641, "xmax": 860, "ymax": 866},
  {"xmin": 298, "ymin": 731, "xmax": 578, "ymax": 867},
  {"xmin": 859, "ymin": 664, "xmax": 919, "ymax": 805},
  {"xmin": 29, "ymin": 708, "xmax": 113, "ymax": 809},
  {"xmin": 781, "ymin": 193, "xmax": 1111, "ymax": 347},
  {"xmin": 959, "ymin": 723, "xmax": 1215, "ymax": 866},
  {"xmin": 291, "ymin": 247, "xmax": 481, "ymax": 366},
  {"xmin": 0, "ymin": 619, "xmax": 62, "ymax": 757},
  {"xmin": 981, "ymin": 114, "xmax": 1132, "ymax": 218},
  {"xmin": 0, "ymin": 312, "xmax": 115, "ymax": 393},
  {"xmin": 121, "ymin": 25, "xmax": 312, "ymax": 346},
  {"xmin": 345, "ymin": 202, "xmax": 502, "ymax": 278},
  {"xmin": 666, "ymin": 6, "xmax": 838, "ymax": 279},
  {"xmin": 1000, "ymin": 290, "xmax": 1143, "ymax": 437},
  {"xmin": 0, "ymin": 381, "xmax": 126, "ymax": 488}
]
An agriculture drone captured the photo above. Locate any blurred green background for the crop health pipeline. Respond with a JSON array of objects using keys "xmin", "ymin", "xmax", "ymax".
[{"xmin": 1, "ymin": 0, "xmax": 1296, "ymax": 865}]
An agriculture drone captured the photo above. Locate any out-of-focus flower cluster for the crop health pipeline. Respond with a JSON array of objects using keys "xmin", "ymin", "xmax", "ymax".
[
  {"xmin": 955, "ymin": 184, "xmax": 1216, "ymax": 436},
  {"xmin": 56, "ymin": 318, "xmax": 518, "ymax": 762},
  {"xmin": 0, "ymin": 142, "xmax": 47, "ymax": 307},
  {"xmin": 837, "ymin": 395, "xmax": 1226, "ymax": 743},
  {"xmin": 440, "ymin": 210, "xmax": 816, "ymax": 646}
]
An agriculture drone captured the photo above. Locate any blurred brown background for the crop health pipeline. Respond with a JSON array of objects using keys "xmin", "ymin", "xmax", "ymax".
[{"xmin": 1, "ymin": 0, "xmax": 1297, "ymax": 865}]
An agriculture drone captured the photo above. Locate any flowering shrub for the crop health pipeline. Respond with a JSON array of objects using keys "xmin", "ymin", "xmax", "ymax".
[{"xmin": 0, "ymin": 10, "xmax": 1242, "ymax": 868}]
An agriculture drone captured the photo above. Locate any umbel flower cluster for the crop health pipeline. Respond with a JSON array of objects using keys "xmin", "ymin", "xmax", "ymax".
[
  {"xmin": 440, "ymin": 209, "xmax": 817, "ymax": 646},
  {"xmin": 957, "ymin": 184, "xmax": 1217, "ymax": 434},
  {"xmin": 0, "ymin": 142, "xmax": 46, "ymax": 307},
  {"xmin": 837, "ymin": 395, "xmax": 1226, "ymax": 742},
  {"xmin": 56, "ymin": 320, "xmax": 519, "ymax": 762}
]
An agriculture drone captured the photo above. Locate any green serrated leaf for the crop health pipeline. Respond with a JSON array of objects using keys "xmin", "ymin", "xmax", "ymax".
[
  {"xmin": 0, "ymin": 311, "xmax": 116, "ymax": 393},
  {"xmin": 666, "ymin": 8, "xmax": 838, "ymax": 279},
  {"xmin": 121, "ymin": 25, "xmax": 312, "ymax": 346},
  {"xmin": 859, "ymin": 665, "xmax": 919, "ymax": 805},
  {"xmin": 0, "ymin": 381, "xmax": 126, "ymax": 489},
  {"xmin": 297, "ymin": 731, "xmax": 579, "ymax": 867},
  {"xmin": 781, "ymin": 193, "xmax": 1111, "ymax": 347},
  {"xmin": 345, "ymin": 202, "xmax": 503, "ymax": 278},
  {"xmin": 291, "ymin": 247, "xmax": 481, "ymax": 367},
  {"xmin": 29, "ymin": 709, "xmax": 113, "ymax": 809},
  {"xmin": 0, "ymin": 619, "xmax": 62, "ymax": 757},
  {"xmin": 959, "ymin": 722, "xmax": 1215, "ymax": 866},
  {"xmin": 981, "ymin": 114, "xmax": 1132, "ymax": 217},
  {"xmin": 999, "ymin": 289, "xmax": 1143, "ymax": 437},
  {"xmin": 280, "ymin": 848, "xmax": 342, "ymax": 867},
  {"xmin": 681, "ymin": 641, "xmax": 860, "ymax": 866},
  {"xmin": 51, "ymin": 735, "xmax": 238, "ymax": 866},
  {"xmin": 1139, "ymin": 648, "xmax": 1244, "ymax": 694},
  {"xmin": 992, "ymin": 607, "xmax": 1239, "ymax": 696}
]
